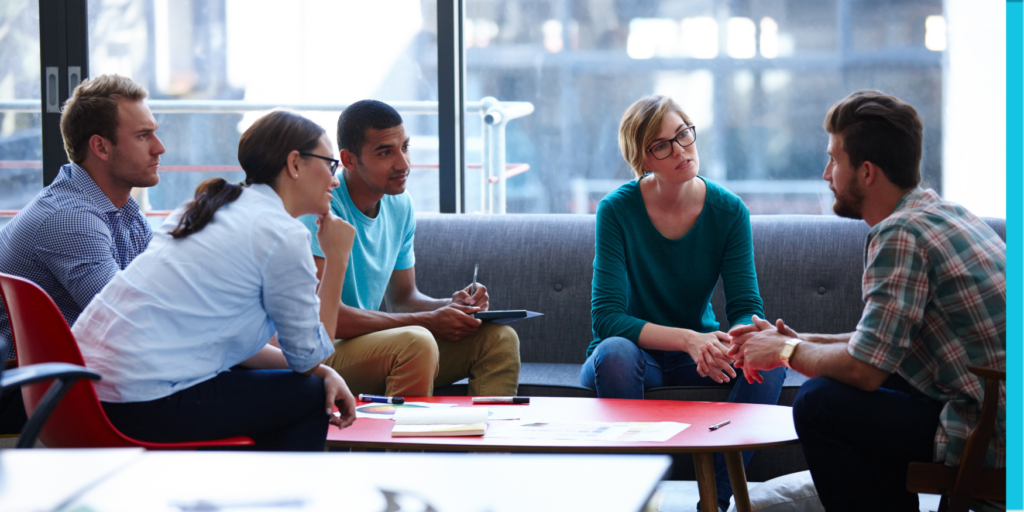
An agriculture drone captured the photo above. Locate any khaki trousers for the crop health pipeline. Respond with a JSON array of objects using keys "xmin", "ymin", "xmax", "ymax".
[{"xmin": 322, "ymin": 322, "xmax": 520, "ymax": 397}]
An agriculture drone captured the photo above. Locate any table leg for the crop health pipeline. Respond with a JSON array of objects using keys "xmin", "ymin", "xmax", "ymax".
[
  {"xmin": 724, "ymin": 451, "xmax": 751, "ymax": 512},
  {"xmin": 693, "ymin": 452, "xmax": 719, "ymax": 512}
]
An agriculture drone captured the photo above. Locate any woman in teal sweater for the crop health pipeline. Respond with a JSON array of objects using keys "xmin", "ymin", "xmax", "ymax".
[{"xmin": 581, "ymin": 95, "xmax": 785, "ymax": 512}]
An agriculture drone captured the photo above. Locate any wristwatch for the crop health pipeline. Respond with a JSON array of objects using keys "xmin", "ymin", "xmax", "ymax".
[{"xmin": 779, "ymin": 338, "xmax": 802, "ymax": 369}]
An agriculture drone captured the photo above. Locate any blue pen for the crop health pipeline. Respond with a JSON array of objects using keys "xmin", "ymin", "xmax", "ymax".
[{"xmin": 358, "ymin": 394, "xmax": 405, "ymax": 405}]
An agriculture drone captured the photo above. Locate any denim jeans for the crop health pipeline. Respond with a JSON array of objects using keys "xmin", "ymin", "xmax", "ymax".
[
  {"xmin": 580, "ymin": 336, "xmax": 786, "ymax": 511},
  {"xmin": 793, "ymin": 376, "xmax": 943, "ymax": 512}
]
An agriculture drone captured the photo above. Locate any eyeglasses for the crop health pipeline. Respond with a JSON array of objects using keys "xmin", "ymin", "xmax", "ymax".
[
  {"xmin": 299, "ymin": 152, "xmax": 339, "ymax": 174},
  {"xmin": 646, "ymin": 125, "xmax": 697, "ymax": 160}
]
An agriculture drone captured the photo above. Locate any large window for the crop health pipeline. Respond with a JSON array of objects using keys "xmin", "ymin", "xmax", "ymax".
[
  {"xmin": 86, "ymin": 0, "xmax": 441, "ymax": 216},
  {"xmin": 0, "ymin": 0, "xmax": 1009, "ymax": 218},
  {"xmin": 0, "ymin": 0, "xmax": 42, "ymax": 229},
  {"xmin": 464, "ymin": 0, "xmax": 947, "ymax": 214}
]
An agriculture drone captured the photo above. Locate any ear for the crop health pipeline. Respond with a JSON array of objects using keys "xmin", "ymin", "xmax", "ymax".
[
  {"xmin": 88, "ymin": 134, "xmax": 112, "ymax": 162},
  {"xmin": 339, "ymin": 149, "xmax": 359, "ymax": 171},
  {"xmin": 285, "ymin": 150, "xmax": 302, "ymax": 179},
  {"xmin": 861, "ymin": 160, "xmax": 883, "ymax": 187}
]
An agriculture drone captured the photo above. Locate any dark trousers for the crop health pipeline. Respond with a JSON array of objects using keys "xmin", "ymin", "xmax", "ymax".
[
  {"xmin": 792, "ymin": 375, "xmax": 943, "ymax": 512},
  {"xmin": 103, "ymin": 369, "xmax": 329, "ymax": 451}
]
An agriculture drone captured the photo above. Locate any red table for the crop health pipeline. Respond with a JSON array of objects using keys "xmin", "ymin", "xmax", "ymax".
[{"xmin": 328, "ymin": 396, "xmax": 799, "ymax": 512}]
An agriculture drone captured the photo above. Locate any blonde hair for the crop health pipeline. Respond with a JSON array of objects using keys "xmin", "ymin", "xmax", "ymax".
[
  {"xmin": 617, "ymin": 95, "xmax": 693, "ymax": 180},
  {"xmin": 60, "ymin": 74, "xmax": 149, "ymax": 163}
]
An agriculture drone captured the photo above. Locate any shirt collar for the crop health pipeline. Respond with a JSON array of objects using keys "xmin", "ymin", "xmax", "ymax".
[
  {"xmin": 64, "ymin": 162, "xmax": 141, "ymax": 216},
  {"xmin": 247, "ymin": 183, "xmax": 286, "ymax": 210},
  {"xmin": 891, "ymin": 186, "xmax": 939, "ymax": 215}
]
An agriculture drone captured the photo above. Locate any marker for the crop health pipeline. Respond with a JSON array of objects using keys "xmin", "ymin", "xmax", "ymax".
[
  {"xmin": 472, "ymin": 396, "xmax": 530, "ymax": 404},
  {"xmin": 358, "ymin": 394, "xmax": 405, "ymax": 405},
  {"xmin": 471, "ymin": 263, "xmax": 479, "ymax": 296},
  {"xmin": 709, "ymin": 420, "xmax": 731, "ymax": 431}
]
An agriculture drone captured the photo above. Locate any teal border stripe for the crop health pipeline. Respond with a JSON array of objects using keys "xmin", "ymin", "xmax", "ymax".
[{"xmin": 1009, "ymin": 0, "xmax": 1022, "ymax": 509}]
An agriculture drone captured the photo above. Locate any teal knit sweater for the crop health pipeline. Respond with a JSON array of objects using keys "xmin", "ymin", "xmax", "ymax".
[{"xmin": 588, "ymin": 176, "xmax": 764, "ymax": 357}]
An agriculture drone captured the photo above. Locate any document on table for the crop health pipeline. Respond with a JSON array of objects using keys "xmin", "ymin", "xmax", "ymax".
[{"xmin": 485, "ymin": 421, "xmax": 689, "ymax": 442}]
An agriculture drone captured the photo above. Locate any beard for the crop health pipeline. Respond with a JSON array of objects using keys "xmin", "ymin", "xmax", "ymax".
[
  {"xmin": 109, "ymin": 145, "xmax": 160, "ymax": 189},
  {"xmin": 830, "ymin": 175, "xmax": 865, "ymax": 220}
]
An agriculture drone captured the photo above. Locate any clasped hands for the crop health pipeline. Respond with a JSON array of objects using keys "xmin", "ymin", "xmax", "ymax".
[
  {"xmin": 724, "ymin": 315, "xmax": 800, "ymax": 384},
  {"xmin": 695, "ymin": 315, "xmax": 798, "ymax": 384},
  {"xmin": 425, "ymin": 283, "xmax": 490, "ymax": 341}
]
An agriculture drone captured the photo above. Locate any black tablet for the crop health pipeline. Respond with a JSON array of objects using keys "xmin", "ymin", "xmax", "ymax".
[{"xmin": 473, "ymin": 310, "xmax": 528, "ymax": 320}]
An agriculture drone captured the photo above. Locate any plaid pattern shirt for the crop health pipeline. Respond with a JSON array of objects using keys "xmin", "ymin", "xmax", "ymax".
[
  {"xmin": 0, "ymin": 163, "xmax": 152, "ymax": 360},
  {"xmin": 848, "ymin": 187, "xmax": 1005, "ymax": 467}
]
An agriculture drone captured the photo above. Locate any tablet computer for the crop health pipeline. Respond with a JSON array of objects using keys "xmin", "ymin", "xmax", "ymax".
[{"xmin": 473, "ymin": 310, "xmax": 528, "ymax": 320}]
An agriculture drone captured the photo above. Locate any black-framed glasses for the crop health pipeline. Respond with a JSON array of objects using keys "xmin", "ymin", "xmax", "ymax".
[
  {"xmin": 646, "ymin": 125, "xmax": 697, "ymax": 160},
  {"xmin": 299, "ymin": 152, "xmax": 339, "ymax": 173}
]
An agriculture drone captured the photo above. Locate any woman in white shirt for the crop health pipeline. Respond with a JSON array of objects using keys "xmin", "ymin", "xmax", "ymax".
[{"xmin": 74, "ymin": 110, "xmax": 356, "ymax": 450}]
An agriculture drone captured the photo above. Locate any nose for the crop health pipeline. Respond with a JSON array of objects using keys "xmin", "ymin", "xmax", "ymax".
[
  {"xmin": 671, "ymin": 138, "xmax": 684, "ymax": 158},
  {"xmin": 822, "ymin": 163, "xmax": 831, "ymax": 182},
  {"xmin": 331, "ymin": 175, "xmax": 340, "ymax": 189},
  {"xmin": 153, "ymin": 134, "xmax": 166, "ymax": 156},
  {"xmin": 397, "ymin": 150, "xmax": 411, "ymax": 171}
]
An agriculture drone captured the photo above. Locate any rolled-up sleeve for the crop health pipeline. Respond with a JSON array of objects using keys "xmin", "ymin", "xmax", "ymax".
[
  {"xmin": 848, "ymin": 225, "xmax": 928, "ymax": 373},
  {"xmin": 260, "ymin": 226, "xmax": 335, "ymax": 372}
]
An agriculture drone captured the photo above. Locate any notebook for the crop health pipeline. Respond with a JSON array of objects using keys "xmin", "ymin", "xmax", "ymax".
[{"xmin": 391, "ymin": 408, "xmax": 488, "ymax": 437}]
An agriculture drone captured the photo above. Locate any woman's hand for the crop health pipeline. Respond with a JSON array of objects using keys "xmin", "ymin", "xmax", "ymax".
[
  {"xmin": 688, "ymin": 331, "xmax": 736, "ymax": 384},
  {"xmin": 315, "ymin": 212, "xmax": 355, "ymax": 262},
  {"xmin": 315, "ymin": 365, "xmax": 356, "ymax": 428}
]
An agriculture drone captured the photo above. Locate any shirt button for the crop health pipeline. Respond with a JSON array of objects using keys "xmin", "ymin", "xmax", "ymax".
[
  {"xmin": 817, "ymin": 286, "xmax": 826, "ymax": 295},
  {"xmin": 554, "ymin": 283, "xmax": 563, "ymax": 292}
]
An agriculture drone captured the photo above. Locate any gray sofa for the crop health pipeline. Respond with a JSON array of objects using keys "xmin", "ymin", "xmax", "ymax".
[{"xmin": 413, "ymin": 213, "xmax": 1006, "ymax": 480}]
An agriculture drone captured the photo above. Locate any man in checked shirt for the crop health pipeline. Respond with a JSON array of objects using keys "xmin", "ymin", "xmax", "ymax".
[
  {"xmin": 726, "ymin": 90, "xmax": 1005, "ymax": 512},
  {"xmin": 0, "ymin": 74, "xmax": 164, "ymax": 433}
]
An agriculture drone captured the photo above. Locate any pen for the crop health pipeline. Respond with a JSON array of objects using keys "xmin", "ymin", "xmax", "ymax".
[
  {"xmin": 709, "ymin": 420, "xmax": 731, "ymax": 430},
  {"xmin": 471, "ymin": 263, "xmax": 479, "ymax": 296},
  {"xmin": 358, "ymin": 394, "xmax": 405, "ymax": 405},
  {"xmin": 472, "ymin": 396, "xmax": 530, "ymax": 404}
]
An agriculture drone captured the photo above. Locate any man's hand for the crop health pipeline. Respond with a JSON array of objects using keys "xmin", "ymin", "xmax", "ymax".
[
  {"xmin": 427, "ymin": 303, "xmax": 482, "ymax": 341},
  {"xmin": 729, "ymin": 315, "xmax": 793, "ymax": 384},
  {"xmin": 316, "ymin": 365, "xmax": 356, "ymax": 429},
  {"xmin": 687, "ymin": 331, "xmax": 736, "ymax": 384},
  {"xmin": 452, "ymin": 283, "xmax": 489, "ymax": 311}
]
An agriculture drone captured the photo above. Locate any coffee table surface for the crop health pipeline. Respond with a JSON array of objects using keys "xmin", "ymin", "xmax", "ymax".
[{"xmin": 327, "ymin": 396, "xmax": 798, "ymax": 453}]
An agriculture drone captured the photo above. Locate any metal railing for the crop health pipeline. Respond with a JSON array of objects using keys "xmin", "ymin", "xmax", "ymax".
[
  {"xmin": 0, "ymin": 97, "xmax": 534, "ymax": 214},
  {"xmin": 570, "ymin": 178, "xmax": 834, "ymax": 214}
]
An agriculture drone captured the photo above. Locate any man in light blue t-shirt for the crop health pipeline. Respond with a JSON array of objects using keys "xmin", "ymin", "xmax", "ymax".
[{"xmin": 299, "ymin": 100, "xmax": 520, "ymax": 397}]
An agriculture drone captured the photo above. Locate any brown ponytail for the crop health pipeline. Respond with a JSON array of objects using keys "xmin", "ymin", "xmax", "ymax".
[
  {"xmin": 168, "ymin": 110, "xmax": 326, "ymax": 240},
  {"xmin": 169, "ymin": 178, "xmax": 244, "ymax": 239}
]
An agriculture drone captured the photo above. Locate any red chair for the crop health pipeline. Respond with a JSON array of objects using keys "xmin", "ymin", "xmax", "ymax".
[{"xmin": 0, "ymin": 272, "xmax": 253, "ymax": 449}]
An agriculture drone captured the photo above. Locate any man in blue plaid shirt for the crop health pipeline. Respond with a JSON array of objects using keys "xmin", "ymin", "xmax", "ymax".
[
  {"xmin": 727, "ymin": 90, "xmax": 1005, "ymax": 511},
  {"xmin": 0, "ymin": 74, "xmax": 164, "ymax": 433}
]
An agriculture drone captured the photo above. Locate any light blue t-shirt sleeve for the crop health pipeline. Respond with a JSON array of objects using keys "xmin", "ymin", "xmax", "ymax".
[
  {"xmin": 394, "ymin": 196, "xmax": 416, "ymax": 271},
  {"xmin": 297, "ymin": 214, "xmax": 325, "ymax": 258}
]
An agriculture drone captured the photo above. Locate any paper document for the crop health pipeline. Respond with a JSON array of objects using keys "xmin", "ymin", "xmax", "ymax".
[
  {"xmin": 485, "ymin": 421, "xmax": 689, "ymax": 442},
  {"xmin": 484, "ymin": 407, "xmax": 522, "ymax": 420}
]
